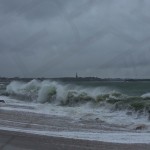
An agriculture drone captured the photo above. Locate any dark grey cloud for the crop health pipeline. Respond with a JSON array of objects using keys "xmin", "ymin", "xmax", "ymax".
[
  {"xmin": 0, "ymin": 0, "xmax": 150, "ymax": 78},
  {"xmin": 0, "ymin": 0, "xmax": 60, "ymax": 19}
]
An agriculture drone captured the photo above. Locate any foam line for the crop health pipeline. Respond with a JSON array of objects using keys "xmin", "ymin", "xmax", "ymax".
[{"xmin": 0, "ymin": 126, "xmax": 150, "ymax": 144}]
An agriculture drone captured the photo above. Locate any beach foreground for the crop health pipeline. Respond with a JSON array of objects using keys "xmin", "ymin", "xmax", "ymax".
[
  {"xmin": 0, "ymin": 130, "xmax": 150, "ymax": 150},
  {"xmin": 0, "ymin": 108, "xmax": 150, "ymax": 150}
]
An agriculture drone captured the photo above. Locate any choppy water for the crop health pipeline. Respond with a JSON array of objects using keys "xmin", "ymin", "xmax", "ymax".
[
  {"xmin": 1, "ymin": 79, "xmax": 150, "ymax": 127},
  {"xmin": 1, "ymin": 80, "xmax": 150, "ymax": 110}
]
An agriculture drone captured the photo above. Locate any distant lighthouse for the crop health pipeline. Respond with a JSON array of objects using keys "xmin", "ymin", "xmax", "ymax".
[{"xmin": 76, "ymin": 73, "xmax": 78, "ymax": 79}]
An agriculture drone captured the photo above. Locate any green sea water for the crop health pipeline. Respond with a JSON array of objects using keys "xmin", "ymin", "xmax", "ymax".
[
  {"xmin": 64, "ymin": 81, "xmax": 150, "ymax": 96},
  {"xmin": 1, "ymin": 80, "xmax": 150, "ymax": 113}
]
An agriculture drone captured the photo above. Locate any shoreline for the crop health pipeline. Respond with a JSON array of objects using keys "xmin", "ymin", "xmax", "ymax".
[
  {"xmin": 0, "ymin": 126, "xmax": 150, "ymax": 144},
  {"xmin": 0, "ymin": 129, "xmax": 150, "ymax": 150},
  {"xmin": 0, "ymin": 102, "xmax": 150, "ymax": 149},
  {"xmin": 0, "ymin": 107, "xmax": 150, "ymax": 143},
  {"xmin": 0, "ymin": 108, "xmax": 150, "ymax": 144}
]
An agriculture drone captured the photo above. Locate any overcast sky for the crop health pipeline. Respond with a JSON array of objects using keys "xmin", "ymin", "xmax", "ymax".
[{"xmin": 0, "ymin": 0, "xmax": 150, "ymax": 78}]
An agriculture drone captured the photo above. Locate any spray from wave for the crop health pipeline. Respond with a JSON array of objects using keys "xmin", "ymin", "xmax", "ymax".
[{"xmin": 2, "ymin": 80, "xmax": 150, "ymax": 115}]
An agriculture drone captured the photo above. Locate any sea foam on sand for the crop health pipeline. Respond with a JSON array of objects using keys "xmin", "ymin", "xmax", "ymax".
[
  {"xmin": 0, "ymin": 126, "xmax": 150, "ymax": 144},
  {"xmin": 1, "ymin": 96, "xmax": 150, "ymax": 144}
]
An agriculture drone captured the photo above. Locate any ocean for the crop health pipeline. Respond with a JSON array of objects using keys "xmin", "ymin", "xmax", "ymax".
[
  {"xmin": 0, "ymin": 79, "xmax": 150, "ymax": 143},
  {"xmin": 1, "ymin": 79, "xmax": 150, "ymax": 109}
]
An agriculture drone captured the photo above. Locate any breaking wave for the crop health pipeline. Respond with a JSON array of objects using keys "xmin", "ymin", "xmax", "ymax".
[{"xmin": 2, "ymin": 80, "xmax": 150, "ymax": 114}]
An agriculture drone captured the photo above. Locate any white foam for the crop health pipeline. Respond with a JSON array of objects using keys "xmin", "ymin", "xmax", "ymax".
[
  {"xmin": 0, "ymin": 96, "xmax": 21, "ymax": 103},
  {"xmin": 5, "ymin": 80, "xmax": 111, "ymax": 104},
  {"xmin": 1, "ymin": 95, "xmax": 150, "ymax": 128},
  {"xmin": 0, "ymin": 126, "xmax": 150, "ymax": 144},
  {"xmin": 1, "ymin": 96, "xmax": 150, "ymax": 144},
  {"xmin": 141, "ymin": 93, "xmax": 150, "ymax": 98}
]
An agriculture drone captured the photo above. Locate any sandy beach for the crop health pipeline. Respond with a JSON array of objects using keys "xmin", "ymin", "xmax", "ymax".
[
  {"xmin": 0, "ymin": 107, "xmax": 150, "ymax": 150},
  {"xmin": 0, "ymin": 129, "xmax": 150, "ymax": 150}
]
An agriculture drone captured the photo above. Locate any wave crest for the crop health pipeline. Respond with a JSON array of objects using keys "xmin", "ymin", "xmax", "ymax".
[{"xmin": 4, "ymin": 80, "xmax": 150, "ymax": 113}]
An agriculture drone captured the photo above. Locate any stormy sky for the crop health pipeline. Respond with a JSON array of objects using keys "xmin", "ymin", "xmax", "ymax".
[{"xmin": 0, "ymin": 0, "xmax": 150, "ymax": 78}]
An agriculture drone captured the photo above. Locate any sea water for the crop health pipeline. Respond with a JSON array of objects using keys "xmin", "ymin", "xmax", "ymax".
[{"xmin": 0, "ymin": 79, "xmax": 150, "ymax": 143}]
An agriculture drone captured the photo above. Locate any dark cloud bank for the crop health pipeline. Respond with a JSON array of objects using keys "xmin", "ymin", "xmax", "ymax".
[{"xmin": 0, "ymin": 0, "xmax": 150, "ymax": 78}]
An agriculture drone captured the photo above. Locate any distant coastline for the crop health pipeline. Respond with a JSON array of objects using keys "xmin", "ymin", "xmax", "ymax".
[{"xmin": 0, "ymin": 77, "xmax": 150, "ymax": 82}]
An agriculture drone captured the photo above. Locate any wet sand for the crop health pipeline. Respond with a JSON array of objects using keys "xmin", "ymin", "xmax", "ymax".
[
  {"xmin": 0, "ymin": 108, "xmax": 150, "ymax": 149},
  {"xmin": 0, "ymin": 130, "xmax": 150, "ymax": 150}
]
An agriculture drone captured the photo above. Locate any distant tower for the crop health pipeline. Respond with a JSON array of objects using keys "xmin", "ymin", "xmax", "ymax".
[{"xmin": 76, "ymin": 73, "xmax": 78, "ymax": 78}]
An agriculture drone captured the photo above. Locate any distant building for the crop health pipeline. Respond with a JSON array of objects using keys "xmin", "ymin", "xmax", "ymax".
[{"xmin": 76, "ymin": 73, "xmax": 78, "ymax": 78}]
